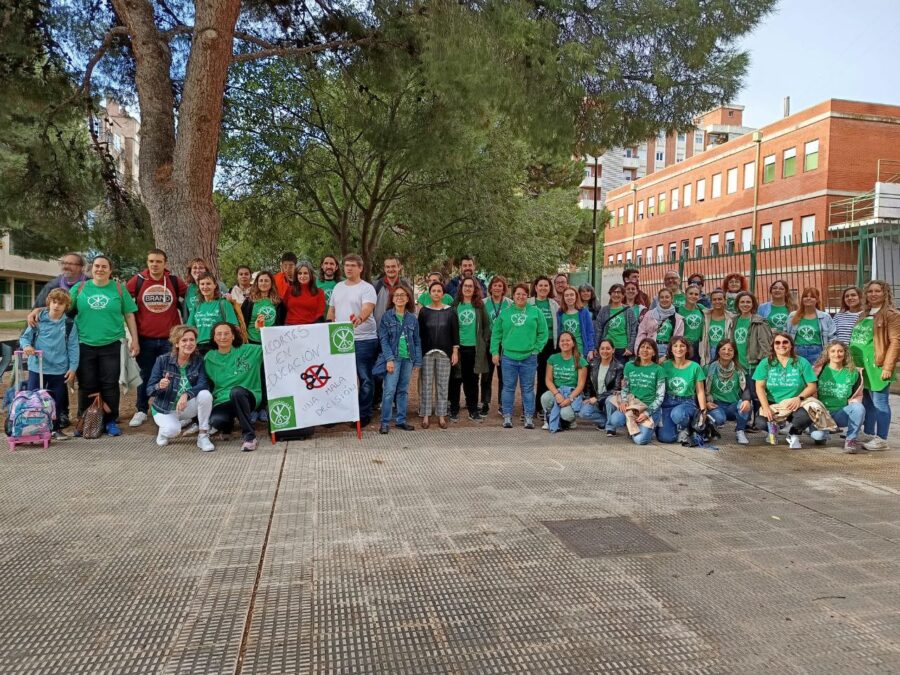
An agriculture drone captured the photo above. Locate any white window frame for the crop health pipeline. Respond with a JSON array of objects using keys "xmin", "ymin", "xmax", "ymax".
[
  {"xmin": 760, "ymin": 223, "xmax": 773, "ymax": 249},
  {"xmin": 726, "ymin": 167, "xmax": 738, "ymax": 194},
  {"xmin": 710, "ymin": 234, "xmax": 721, "ymax": 256},
  {"xmin": 779, "ymin": 219, "xmax": 793, "ymax": 245},
  {"xmin": 693, "ymin": 236, "xmax": 704, "ymax": 258},
  {"xmin": 711, "ymin": 173, "xmax": 722, "ymax": 199},
  {"xmin": 616, "ymin": 253, "xmax": 623, "ymax": 264},
  {"xmin": 696, "ymin": 178, "xmax": 706, "ymax": 202},
  {"xmin": 741, "ymin": 227, "xmax": 752, "ymax": 252},
  {"xmin": 626, "ymin": 203, "xmax": 634, "ymax": 224},
  {"xmin": 671, "ymin": 187, "xmax": 679, "ymax": 210},
  {"xmin": 724, "ymin": 231, "xmax": 734, "ymax": 254},
  {"xmin": 638, "ymin": 200, "xmax": 645, "ymax": 220},
  {"xmin": 646, "ymin": 247, "xmax": 654, "ymax": 264},
  {"xmin": 743, "ymin": 161, "xmax": 755, "ymax": 189},
  {"xmin": 625, "ymin": 251, "xmax": 633, "ymax": 263},
  {"xmin": 683, "ymin": 183, "xmax": 692, "ymax": 208},
  {"xmin": 801, "ymin": 215, "xmax": 816, "ymax": 242}
]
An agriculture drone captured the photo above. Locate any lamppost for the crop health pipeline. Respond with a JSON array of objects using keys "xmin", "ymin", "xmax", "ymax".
[
  {"xmin": 630, "ymin": 181, "xmax": 638, "ymax": 260},
  {"xmin": 591, "ymin": 155, "xmax": 600, "ymax": 288},
  {"xmin": 750, "ymin": 131, "xmax": 763, "ymax": 294}
]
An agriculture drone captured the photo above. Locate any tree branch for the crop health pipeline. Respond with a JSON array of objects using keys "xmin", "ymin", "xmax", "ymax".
[{"xmin": 232, "ymin": 36, "xmax": 374, "ymax": 63}]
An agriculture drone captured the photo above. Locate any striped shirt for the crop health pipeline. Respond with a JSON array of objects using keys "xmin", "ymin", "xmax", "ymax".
[{"xmin": 832, "ymin": 311, "xmax": 861, "ymax": 345}]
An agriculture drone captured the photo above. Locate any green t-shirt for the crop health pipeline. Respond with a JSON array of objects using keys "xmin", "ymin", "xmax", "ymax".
[
  {"xmin": 69, "ymin": 280, "xmax": 138, "ymax": 347},
  {"xmin": 418, "ymin": 291, "xmax": 453, "ymax": 307},
  {"xmin": 707, "ymin": 318, "xmax": 727, "ymax": 348},
  {"xmin": 733, "ymin": 317, "xmax": 751, "ymax": 368},
  {"xmin": 457, "ymin": 302, "xmax": 477, "ymax": 347},
  {"xmin": 547, "ymin": 353, "xmax": 588, "ymax": 389},
  {"xmin": 204, "ymin": 344, "xmax": 264, "ymax": 406},
  {"xmin": 679, "ymin": 306, "xmax": 704, "ymax": 343},
  {"xmin": 725, "ymin": 293, "xmax": 739, "ymax": 314},
  {"xmin": 396, "ymin": 312, "xmax": 409, "ymax": 359},
  {"xmin": 766, "ymin": 304, "xmax": 789, "ymax": 332},
  {"xmin": 176, "ymin": 364, "xmax": 190, "ymax": 397},
  {"xmin": 606, "ymin": 307, "xmax": 628, "ymax": 349},
  {"xmin": 631, "ymin": 305, "xmax": 643, "ymax": 320},
  {"xmin": 624, "ymin": 362, "xmax": 663, "ymax": 407},
  {"xmin": 320, "ymin": 279, "xmax": 338, "ymax": 309},
  {"xmin": 188, "ymin": 299, "xmax": 239, "ymax": 344},
  {"xmin": 247, "ymin": 298, "xmax": 277, "ymax": 343},
  {"xmin": 752, "ymin": 357, "xmax": 817, "ymax": 403},
  {"xmin": 817, "ymin": 366, "xmax": 858, "ymax": 412},
  {"xmin": 662, "ymin": 360, "xmax": 705, "ymax": 398},
  {"xmin": 850, "ymin": 316, "xmax": 893, "ymax": 391},
  {"xmin": 672, "ymin": 293, "xmax": 686, "ymax": 310},
  {"xmin": 560, "ymin": 311, "xmax": 583, "ymax": 353},
  {"xmin": 535, "ymin": 299, "xmax": 554, "ymax": 334},
  {"xmin": 656, "ymin": 316, "xmax": 674, "ymax": 345},
  {"xmin": 795, "ymin": 316, "xmax": 821, "ymax": 346},
  {"xmin": 706, "ymin": 364, "xmax": 743, "ymax": 404},
  {"xmin": 185, "ymin": 284, "xmax": 202, "ymax": 317},
  {"xmin": 485, "ymin": 297, "xmax": 511, "ymax": 322}
]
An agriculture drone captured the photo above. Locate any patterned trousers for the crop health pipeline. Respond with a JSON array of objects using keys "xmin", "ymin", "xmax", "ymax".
[{"xmin": 419, "ymin": 351, "xmax": 451, "ymax": 416}]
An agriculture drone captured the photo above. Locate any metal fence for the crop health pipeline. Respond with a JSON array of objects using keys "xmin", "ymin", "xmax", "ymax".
[{"xmin": 572, "ymin": 223, "xmax": 900, "ymax": 310}]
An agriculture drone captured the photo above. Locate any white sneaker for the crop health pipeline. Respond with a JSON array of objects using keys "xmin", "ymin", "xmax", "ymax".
[
  {"xmin": 736, "ymin": 430, "xmax": 749, "ymax": 445},
  {"xmin": 156, "ymin": 431, "xmax": 169, "ymax": 447},
  {"xmin": 542, "ymin": 421, "xmax": 549, "ymax": 430},
  {"xmin": 863, "ymin": 437, "xmax": 889, "ymax": 451},
  {"xmin": 787, "ymin": 434, "xmax": 802, "ymax": 449},
  {"xmin": 197, "ymin": 435, "xmax": 216, "ymax": 452},
  {"xmin": 182, "ymin": 423, "xmax": 199, "ymax": 436},
  {"xmin": 857, "ymin": 432, "xmax": 875, "ymax": 443},
  {"xmin": 130, "ymin": 411, "xmax": 148, "ymax": 427}
]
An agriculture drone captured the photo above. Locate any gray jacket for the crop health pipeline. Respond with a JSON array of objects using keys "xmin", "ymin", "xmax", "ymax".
[{"xmin": 595, "ymin": 304, "xmax": 638, "ymax": 353}]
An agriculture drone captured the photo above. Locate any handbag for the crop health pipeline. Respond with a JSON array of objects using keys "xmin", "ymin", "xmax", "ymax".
[{"xmin": 76, "ymin": 393, "xmax": 110, "ymax": 439}]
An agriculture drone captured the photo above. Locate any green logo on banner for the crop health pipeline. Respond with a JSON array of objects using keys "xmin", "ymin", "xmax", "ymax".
[
  {"xmin": 268, "ymin": 396, "xmax": 297, "ymax": 431},
  {"xmin": 329, "ymin": 323, "xmax": 356, "ymax": 354}
]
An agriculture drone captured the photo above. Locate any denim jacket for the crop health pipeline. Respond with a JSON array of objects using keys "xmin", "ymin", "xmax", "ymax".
[
  {"xmin": 146, "ymin": 352, "xmax": 210, "ymax": 413},
  {"xmin": 374, "ymin": 309, "xmax": 423, "ymax": 375}
]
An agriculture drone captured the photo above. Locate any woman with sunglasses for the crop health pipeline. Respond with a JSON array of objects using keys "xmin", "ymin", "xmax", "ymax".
[
  {"xmin": 753, "ymin": 332, "xmax": 818, "ymax": 449},
  {"xmin": 657, "ymin": 337, "xmax": 707, "ymax": 444},
  {"xmin": 704, "ymin": 338, "xmax": 752, "ymax": 445}
]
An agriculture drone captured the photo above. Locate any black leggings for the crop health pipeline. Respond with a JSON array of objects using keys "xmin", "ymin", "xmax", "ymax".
[
  {"xmin": 450, "ymin": 346, "xmax": 479, "ymax": 415},
  {"xmin": 480, "ymin": 354, "xmax": 503, "ymax": 408},
  {"xmin": 77, "ymin": 342, "xmax": 121, "ymax": 423},
  {"xmin": 210, "ymin": 387, "xmax": 257, "ymax": 440},
  {"xmin": 754, "ymin": 408, "xmax": 813, "ymax": 435}
]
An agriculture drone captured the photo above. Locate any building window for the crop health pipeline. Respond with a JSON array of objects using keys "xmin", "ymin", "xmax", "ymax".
[
  {"xmin": 625, "ymin": 251, "xmax": 633, "ymax": 263},
  {"xmin": 668, "ymin": 243, "xmax": 677, "ymax": 261},
  {"xmin": 657, "ymin": 245, "xmax": 664, "ymax": 262},
  {"xmin": 13, "ymin": 279, "xmax": 31, "ymax": 311},
  {"xmin": 658, "ymin": 193, "xmax": 666, "ymax": 215},
  {"xmin": 743, "ymin": 161, "xmax": 755, "ymax": 189},
  {"xmin": 657, "ymin": 131, "xmax": 666, "ymax": 144},
  {"xmin": 783, "ymin": 148, "xmax": 797, "ymax": 178},
  {"xmin": 611, "ymin": 210, "xmax": 618, "ymax": 228},
  {"xmin": 648, "ymin": 196, "xmax": 655, "ymax": 217},
  {"xmin": 623, "ymin": 172, "xmax": 633, "ymax": 182},
  {"xmin": 671, "ymin": 187, "xmax": 679, "ymax": 210},
  {"xmin": 779, "ymin": 219, "xmax": 793, "ymax": 245},
  {"xmin": 655, "ymin": 150, "xmax": 664, "ymax": 162},
  {"xmin": 711, "ymin": 173, "xmax": 722, "ymax": 198},
  {"xmin": 683, "ymin": 183, "xmax": 692, "ymax": 207},
  {"xmin": 697, "ymin": 178, "xmax": 706, "ymax": 202},
  {"xmin": 616, "ymin": 253, "xmax": 623, "ymax": 264},
  {"xmin": 694, "ymin": 131, "xmax": 704, "ymax": 149},
  {"xmin": 618, "ymin": 207, "xmax": 625, "ymax": 226},
  {"xmin": 625, "ymin": 148, "xmax": 634, "ymax": 158},
  {"xmin": 680, "ymin": 239, "xmax": 690, "ymax": 259},
  {"xmin": 694, "ymin": 237, "xmax": 704, "ymax": 258},
  {"xmin": 760, "ymin": 223, "xmax": 773, "ymax": 249},
  {"xmin": 646, "ymin": 247, "xmax": 654, "ymax": 264},
  {"xmin": 677, "ymin": 132, "xmax": 687, "ymax": 143},
  {"xmin": 675, "ymin": 153, "xmax": 685, "ymax": 163},
  {"xmin": 608, "ymin": 255, "xmax": 614, "ymax": 265},
  {"xmin": 804, "ymin": 139, "xmax": 819, "ymax": 171},
  {"xmin": 638, "ymin": 200, "xmax": 644, "ymax": 220},
  {"xmin": 763, "ymin": 155, "xmax": 776, "ymax": 183},
  {"xmin": 801, "ymin": 215, "xmax": 816, "ymax": 242},
  {"xmin": 636, "ymin": 251, "xmax": 642, "ymax": 266},
  {"xmin": 724, "ymin": 231, "xmax": 735, "ymax": 254},
  {"xmin": 626, "ymin": 203, "xmax": 634, "ymax": 224},
  {"xmin": 741, "ymin": 227, "xmax": 752, "ymax": 251},
  {"xmin": 727, "ymin": 167, "xmax": 738, "ymax": 194}
]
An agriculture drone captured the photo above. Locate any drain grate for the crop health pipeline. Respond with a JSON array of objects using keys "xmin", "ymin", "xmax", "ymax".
[{"xmin": 541, "ymin": 516, "xmax": 675, "ymax": 558}]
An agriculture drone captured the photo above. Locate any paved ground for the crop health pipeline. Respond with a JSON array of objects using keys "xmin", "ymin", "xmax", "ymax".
[{"xmin": 2, "ymin": 400, "xmax": 900, "ymax": 674}]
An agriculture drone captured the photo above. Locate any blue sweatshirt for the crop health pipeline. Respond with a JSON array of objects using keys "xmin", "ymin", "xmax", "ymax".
[{"xmin": 19, "ymin": 310, "xmax": 80, "ymax": 375}]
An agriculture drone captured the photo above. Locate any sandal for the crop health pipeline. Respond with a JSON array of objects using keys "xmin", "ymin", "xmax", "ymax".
[
  {"xmin": 438, "ymin": 417, "xmax": 448, "ymax": 429},
  {"xmin": 421, "ymin": 416, "xmax": 430, "ymax": 429}
]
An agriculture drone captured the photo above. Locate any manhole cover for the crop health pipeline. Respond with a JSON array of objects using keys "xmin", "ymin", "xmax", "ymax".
[{"xmin": 541, "ymin": 517, "xmax": 675, "ymax": 558}]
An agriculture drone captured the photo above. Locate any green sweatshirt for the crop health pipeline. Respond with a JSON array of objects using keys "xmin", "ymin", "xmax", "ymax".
[{"xmin": 490, "ymin": 303, "xmax": 548, "ymax": 361}]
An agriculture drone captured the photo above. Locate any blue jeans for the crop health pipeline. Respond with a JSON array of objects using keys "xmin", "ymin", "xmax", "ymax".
[
  {"xmin": 28, "ymin": 371, "xmax": 66, "ymax": 431},
  {"xmin": 579, "ymin": 398, "xmax": 608, "ymax": 426},
  {"xmin": 811, "ymin": 402, "xmax": 865, "ymax": 442},
  {"xmin": 604, "ymin": 398, "xmax": 661, "ymax": 445},
  {"xmin": 355, "ymin": 338, "xmax": 380, "ymax": 419},
  {"xmin": 658, "ymin": 395, "xmax": 699, "ymax": 443},
  {"xmin": 501, "ymin": 354, "xmax": 537, "ymax": 418},
  {"xmin": 380, "ymin": 358, "xmax": 413, "ymax": 426},
  {"xmin": 795, "ymin": 344, "xmax": 822, "ymax": 365},
  {"xmin": 863, "ymin": 388, "xmax": 891, "ymax": 440},
  {"xmin": 540, "ymin": 386, "xmax": 583, "ymax": 432},
  {"xmin": 136, "ymin": 337, "xmax": 172, "ymax": 414},
  {"xmin": 707, "ymin": 400, "xmax": 751, "ymax": 432}
]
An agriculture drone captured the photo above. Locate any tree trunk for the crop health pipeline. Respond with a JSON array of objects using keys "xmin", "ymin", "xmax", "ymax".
[{"xmin": 144, "ymin": 187, "xmax": 221, "ymax": 280}]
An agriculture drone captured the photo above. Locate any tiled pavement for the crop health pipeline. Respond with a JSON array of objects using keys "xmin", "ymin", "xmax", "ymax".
[{"xmin": 1, "ymin": 400, "xmax": 899, "ymax": 673}]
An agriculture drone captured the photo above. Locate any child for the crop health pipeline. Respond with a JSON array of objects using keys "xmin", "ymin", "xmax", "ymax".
[{"xmin": 19, "ymin": 288, "xmax": 80, "ymax": 439}]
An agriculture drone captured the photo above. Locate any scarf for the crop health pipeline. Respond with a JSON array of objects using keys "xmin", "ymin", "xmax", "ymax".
[
  {"xmin": 650, "ymin": 304, "xmax": 676, "ymax": 323},
  {"xmin": 58, "ymin": 273, "xmax": 87, "ymax": 292},
  {"xmin": 705, "ymin": 360, "xmax": 747, "ymax": 400}
]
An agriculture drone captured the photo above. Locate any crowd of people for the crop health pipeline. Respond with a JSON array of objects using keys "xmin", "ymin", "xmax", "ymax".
[{"xmin": 18, "ymin": 249, "xmax": 900, "ymax": 454}]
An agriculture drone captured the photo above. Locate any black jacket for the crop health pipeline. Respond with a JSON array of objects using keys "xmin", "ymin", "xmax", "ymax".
[{"xmin": 585, "ymin": 357, "xmax": 624, "ymax": 403}]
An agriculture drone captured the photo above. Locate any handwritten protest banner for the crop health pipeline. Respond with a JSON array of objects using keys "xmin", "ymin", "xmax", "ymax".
[{"xmin": 261, "ymin": 323, "xmax": 359, "ymax": 431}]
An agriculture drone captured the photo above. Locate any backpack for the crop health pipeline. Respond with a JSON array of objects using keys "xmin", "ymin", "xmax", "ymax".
[{"xmin": 4, "ymin": 353, "xmax": 55, "ymax": 441}]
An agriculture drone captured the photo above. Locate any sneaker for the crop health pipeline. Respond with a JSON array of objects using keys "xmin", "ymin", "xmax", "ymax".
[
  {"xmin": 129, "ymin": 411, "xmax": 147, "ymax": 427},
  {"xmin": 524, "ymin": 417, "xmax": 534, "ymax": 430},
  {"xmin": 503, "ymin": 416, "xmax": 513, "ymax": 429},
  {"xmin": 59, "ymin": 412, "xmax": 71, "ymax": 429},
  {"xmin": 843, "ymin": 439, "xmax": 859, "ymax": 454},
  {"xmin": 541, "ymin": 421, "xmax": 549, "ymax": 430},
  {"xmin": 258, "ymin": 409, "xmax": 268, "ymax": 424},
  {"xmin": 449, "ymin": 413, "xmax": 460, "ymax": 423},
  {"xmin": 379, "ymin": 424, "xmax": 389, "ymax": 434},
  {"xmin": 106, "ymin": 421, "xmax": 122, "ymax": 437},
  {"xmin": 810, "ymin": 429, "xmax": 828, "ymax": 444},
  {"xmin": 606, "ymin": 429, "xmax": 617, "ymax": 437},
  {"xmin": 677, "ymin": 429, "xmax": 690, "ymax": 445},
  {"xmin": 863, "ymin": 437, "xmax": 889, "ymax": 451},
  {"xmin": 156, "ymin": 431, "xmax": 169, "ymax": 447},
  {"xmin": 857, "ymin": 432, "xmax": 875, "ymax": 443},
  {"xmin": 52, "ymin": 430, "xmax": 70, "ymax": 441},
  {"xmin": 467, "ymin": 412, "xmax": 483, "ymax": 423},
  {"xmin": 479, "ymin": 404, "xmax": 489, "ymax": 416},
  {"xmin": 736, "ymin": 430, "xmax": 749, "ymax": 445},
  {"xmin": 197, "ymin": 435, "xmax": 216, "ymax": 452},
  {"xmin": 787, "ymin": 434, "xmax": 802, "ymax": 449},
  {"xmin": 241, "ymin": 437, "xmax": 258, "ymax": 452},
  {"xmin": 568, "ymin": 421, "xmax": 577, "ymax": 430},
  {"xmin": 182, "ymin": 423, "xmax": 199, "ymax": 436}
]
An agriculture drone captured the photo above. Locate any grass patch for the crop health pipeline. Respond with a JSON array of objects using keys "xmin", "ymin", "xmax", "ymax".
[{"xmin": 0, "ymin": 320, "xmax": 26, "ymax": 330}]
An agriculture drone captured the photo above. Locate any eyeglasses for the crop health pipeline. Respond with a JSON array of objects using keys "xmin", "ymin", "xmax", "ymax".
[{"xmin": 773, "ymin": 340, "xmax": 791, "ymax": 346}]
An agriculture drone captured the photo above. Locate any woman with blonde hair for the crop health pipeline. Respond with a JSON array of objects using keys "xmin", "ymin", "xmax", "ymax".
[
  {"xmin": 850, "ymin": 280, "xmax": 900, "ymax": 451},
  {"xmin": 146, "ymin": 325, "xmax": 215, "ymax": 452},
  {"xmin": 810, "ymin": 341, "xmax": 865, "ymax": 453},
  {"xmin": 786, "ymin": 287, "xmax": 836, "ymax": 364}
]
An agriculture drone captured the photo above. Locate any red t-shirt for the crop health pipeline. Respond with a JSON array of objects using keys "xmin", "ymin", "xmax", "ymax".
[
  {"xmin": 281, "ymin": 285, "xmax": 326, "ymax": 325},
  {"xmin": 126, "ymin": 270, "xmax": 189, "ymax": 339}
]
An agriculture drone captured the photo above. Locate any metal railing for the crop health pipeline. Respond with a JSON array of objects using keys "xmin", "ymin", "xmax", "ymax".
[{"xmin": 829, "ymin": 159, "xmax": 900, "ymax": 229}]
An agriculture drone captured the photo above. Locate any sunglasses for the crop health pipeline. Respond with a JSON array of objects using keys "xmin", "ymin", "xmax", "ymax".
[{"xmin": 773, "ymin": 340, "xmax": 791, "ymax": 346}]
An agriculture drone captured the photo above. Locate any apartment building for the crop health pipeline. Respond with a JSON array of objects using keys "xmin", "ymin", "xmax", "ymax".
[{"xmin": 602, "ymin": 99, "xmax": 900, "ymax": 297}]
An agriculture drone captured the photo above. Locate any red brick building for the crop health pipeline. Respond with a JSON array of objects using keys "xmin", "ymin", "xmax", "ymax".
[{"xmin": 603, "ymin": 99, "xmax": 900, "ymax": 301}]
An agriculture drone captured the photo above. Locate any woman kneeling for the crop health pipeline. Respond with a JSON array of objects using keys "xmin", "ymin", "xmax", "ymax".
[
  {"xmin": 540, "ymin": 331, "xmax": 588, "ymax": 432},
  {"xmin": 811, "ymin": 341, "xmax": 866, "ymax": 453},
  {"xmin": 604, "ymin": 338, "xmax": 665, "ymax": 445},
  {"xmin": 657, "ymin": 337, "xmax": 707, "ymax": 444},
  {"xmin": 205, "ymin": 322, "xmax": 264, "ymax": 452},
  {"xmin": 704, "ymin": 339, "xmax": 752, "ymax": 445},
  {"xmin": 147, "ymin": 325, "xmax": 215, "ymax": 452}
]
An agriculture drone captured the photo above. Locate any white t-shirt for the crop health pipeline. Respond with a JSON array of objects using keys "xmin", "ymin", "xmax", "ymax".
[{"xmin": 331, "ymin": 280, "xmax": 378, "ymax": 341}]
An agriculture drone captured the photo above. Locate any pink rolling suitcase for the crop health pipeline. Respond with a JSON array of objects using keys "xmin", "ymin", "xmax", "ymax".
[{"xmin": 6, "ymin": 350, "xmax": 55, "ymax": 451}]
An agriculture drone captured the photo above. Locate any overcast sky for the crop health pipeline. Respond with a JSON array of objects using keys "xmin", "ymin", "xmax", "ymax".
[{"xmin": 737, "ymin": 0, "xmax": 900, "ymax": 127}]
